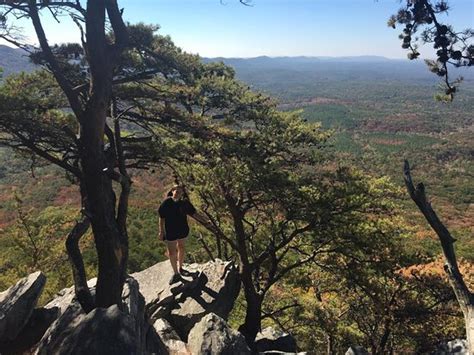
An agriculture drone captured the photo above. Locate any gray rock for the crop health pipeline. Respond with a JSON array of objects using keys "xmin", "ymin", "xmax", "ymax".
[
  {"xmin": 260, "ymin": 352, "xmax": 307, "ymax": 355},
  {"xmin": 25, "ymin": 259, "xmax": 238, "ymax": 354},
  {"xmin": 345, "ymin": 346, "xmax": 369, "ymax": 355},
  {"xmin": 35, "ymin": 279, "xmax": 98, "ymax": 354},
  {"xmin": 256, "ymin": 327, "xmax": 297, "ymax": 353},
  {"xmin": 135, "ymin": 259, "xmax": 240, "ymax": 340},
  {"xmin": 187, "ymin": 313, "xmax": 250, "ymax": 355},
  {"xmin": 0, "ymin": 271, "xmax": 46, "ymax": 342},
  {"xmin": 44, "ymin": 277, "xmax": 98, "ymax": 314},
  {"xmin": 131, "ymin": 261, "xmax": 176, "ymax": 305},
  {"xmin": 432, "ymin": 339, "xmax": 468, "ymax": 355},
  {"xmin": 0, "ymin": 307, "xmax": 57, "ymax": 354},
  {"xmin": 122, "ymin": 277, "xmax": 147, "ymax": 354},
  {"xmin": 153, "ymin": 318, "xmax": 189, "ymax": 355},
  {"xmin": 145, "ymin": 325, "xmax": 169, "ymax": 355},
  {"xmin": 35, "ymin": 293, "xmax": 86, "ymax": 354},
  {"xmin": 52, "ymin": 305, "xmax": 136, "ymax": 355},
  {"xmin": 36, "ymin": 276, "xmax": 157, "ymax": 355}
]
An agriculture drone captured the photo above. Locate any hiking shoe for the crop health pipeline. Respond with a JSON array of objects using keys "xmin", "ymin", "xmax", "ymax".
[{"xmin": 169, "ymin": 273, "xmax": 181, "ymax": 285}]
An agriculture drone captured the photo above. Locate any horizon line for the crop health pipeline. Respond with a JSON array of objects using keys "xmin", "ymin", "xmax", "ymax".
[{"xmin": 0, "ymin": 44, "xmax": 417, "ymax": 61}]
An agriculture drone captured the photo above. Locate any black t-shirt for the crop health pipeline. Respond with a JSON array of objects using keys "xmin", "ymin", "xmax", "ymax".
[{"xmin": 158, "ymin": 197, "xmax": 196, "ymax": 240}]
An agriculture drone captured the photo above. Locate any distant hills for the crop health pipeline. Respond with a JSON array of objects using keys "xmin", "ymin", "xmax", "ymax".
[
  {"xmin": 2, "ymin": 44, "xmax": 473, "ymax": 89},
  {"xmin": 0, "ymin": 45, "xmax": 36, "ymax": 77},
  {"xmin": 206, "ymin": 55, "xmax": 395, "ymax": 64},
  {"xmin": 202, "ymin": 55, "xmax": 474, "ymax": 102},
  {"xmin": 204, "ymin": 55, "xmax": 474, "ymax": 82}
]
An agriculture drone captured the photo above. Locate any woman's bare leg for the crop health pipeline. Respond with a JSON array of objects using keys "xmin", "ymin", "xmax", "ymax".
[
  {"xmin": 177, "ymin": 238, "xmax": 186, "ymax": 271},
  {"xmin": 166, "ymin": 240, "xmax": 179, "ymax": 275}
]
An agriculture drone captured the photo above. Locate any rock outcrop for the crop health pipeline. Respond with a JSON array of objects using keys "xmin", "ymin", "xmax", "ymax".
[
  {"xmin": 256, "ymin": 326, "xmax": 297, "ymax": 353},
  {"xmin": 47, "ymin": 305, "xmax": 137, "ymax": 355},
  {"xmin": 187, "ymin": 313, "xmax": 250, "ymax": 355},
  {"xmin": 432, "ymin": 339, "xmax": 468, "ymax": 355},
  {"xmin": 35, "ymin": 278, "xmax": 96, "ymax": 354},
  {"xmin": 0, "ymin": 271, "xmax": 46, "ymax": 342},
  {"xmin": 35, "ymin": 277, "xmax": 153, "ymax": 355},
  {"xmin": 152, "ymin": 318, "xmax": 189, "ymax": 354},
  {"xmin": 0, "ymin": 306, "xmax": 57, "ymax": 354},
  {"xmin": 134, "ymin": 259, "xmax": 240, "ymax": 340},
  {"xmin": 0, "ymin": 259, "xmax": 244, "ymax": 354},
  {"xmin": 122, "ymin": 277, "xmax": 147, "ymax": 353},
  {"xmin": 346, "ymin": 345, "xmax": 369, "ymax": 355},
  {"xmin": 34, "ymin": 277, "xmax": 99, "ymax": 353}
]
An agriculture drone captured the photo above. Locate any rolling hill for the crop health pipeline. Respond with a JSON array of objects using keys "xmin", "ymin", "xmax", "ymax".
[{"xmin": 0, "ymin": 45, "xmax": 36, "ymax": 77}]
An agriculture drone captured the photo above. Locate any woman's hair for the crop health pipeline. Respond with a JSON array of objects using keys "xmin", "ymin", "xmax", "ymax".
[{"xmin": 166, "ymin": 184, "xmax": 182, "ymax": 197}]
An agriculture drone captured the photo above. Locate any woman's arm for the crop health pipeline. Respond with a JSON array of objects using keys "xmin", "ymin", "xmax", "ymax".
[
  {"xmin": 184, "ymin": 199, "xmax": 197, "ymax": 216},
  {"xmin": 158, "ymin": 199, "xmax": 168, "ymax": 241},
  {"xmin": 159, "ymin": 217, "xmax": 165, "ymax": 241}
]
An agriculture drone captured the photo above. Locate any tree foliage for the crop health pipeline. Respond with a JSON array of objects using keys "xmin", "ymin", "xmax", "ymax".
[
  {"xmin": 148, "ymin": 70, "xmax": 429, "ymax": 345},
  {"xmin": 389, "ymin": 0, "xmax": 474, "ymax": 101}
]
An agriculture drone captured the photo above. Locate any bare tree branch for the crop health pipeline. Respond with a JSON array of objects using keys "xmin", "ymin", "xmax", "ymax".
[{"xmin": 27, "ymin": 1, "xmax": 84, "ymax": 117}]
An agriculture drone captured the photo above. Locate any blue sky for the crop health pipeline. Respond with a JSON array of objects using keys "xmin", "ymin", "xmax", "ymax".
[{"xmin": 2, "ymin": 0, "xmax": 473, "ymax": 58}]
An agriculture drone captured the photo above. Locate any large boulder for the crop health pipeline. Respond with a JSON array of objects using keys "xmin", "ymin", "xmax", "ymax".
[
  {"xmin": 255, "ymin": 327, "xmax": 297, "ymax": 353},
  {"xmin": 132, "ymin": 261, "xmax": 176, "ymax": 305},
  {"xmin": 187, "ymin": 313, "xmax": 250, "ymax": 355},
  {"xmin": 43, "ymin": 277, "xmax": 98, "ymax": 315},
  {"xmin": 432, "ymin": 339, "xmax": 468, "ymax": 355},
  {"xmin": 152, "ymin": 318, "xmax": 189, "ymax": 355},
  {"xmin": 50, "ymin": 305, "xmax": 136, "ymax": 355},
  {"xmin": 121, "ymin": 277, "xmax": 147, "ymax": 354},
  {"xmin": 0, "ymin": 271, "xmax": 46, "ymax": 342},
  {"xmin": 134, "ymin": 259, "xmax": 240, "ymax": 340},
  {"xmin": 0, "ymin": 307, "xmax": 57, "ymax": 354},
  {"xmin": 35, "ymin": 279, "xmax": 97, "ymax": 354},
  {"xmin": 35, "ymin": 277, "xmax": 158, "ymax": 355},
  {"xmin": 345, "ymin": 346, "xmax": 369, "ymax": 355}
]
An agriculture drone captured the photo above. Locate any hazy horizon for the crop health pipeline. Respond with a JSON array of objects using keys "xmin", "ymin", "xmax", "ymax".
[{"xmin": 0, "ymin": 44, "xmax": 434, "ymax": 61}]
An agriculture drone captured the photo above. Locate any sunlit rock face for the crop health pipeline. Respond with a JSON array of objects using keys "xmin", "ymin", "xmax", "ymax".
[
  {"xmin": 0, "ymin": 271, "xmax": 46, "ymax": 343},
  {"xmin": 134, "ymin": 259, "xmax": 240, "ymax": 340},
  {"xmin": 187, "ymin": 312, "xmax": 250, "ymax": 355},
  {"xmin": 1, "ymin": 259, "xmax": 242, "ymax": 354}
]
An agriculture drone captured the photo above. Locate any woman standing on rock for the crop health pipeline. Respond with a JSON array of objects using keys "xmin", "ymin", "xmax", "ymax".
[{"xmin": 158, "ymin": 185, "xmax": 196, "ymax": 285}]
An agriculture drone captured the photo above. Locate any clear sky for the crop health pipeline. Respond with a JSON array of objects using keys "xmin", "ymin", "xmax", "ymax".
[{"xmin": 1, "ymin": 0, "xmax": 473, "ymax": 58}]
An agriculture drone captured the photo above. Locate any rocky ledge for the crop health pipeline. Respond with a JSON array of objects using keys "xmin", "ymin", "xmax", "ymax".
[{"xmin": 0, "ymin": 260, "xmax": 250, "ymax": 354}]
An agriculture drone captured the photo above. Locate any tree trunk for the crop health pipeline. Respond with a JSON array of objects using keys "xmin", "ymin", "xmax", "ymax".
[
  {"xmin": 65, "ymin": 214, "xmax": 94, "ymax": 313},
  {"xmin": 224, "ymin": 193, "xmax": 262, "ymax": 349},
  {"xmin": 238, "ymin": 264, "xmax": 262, "ymax": 350},
  {"xmin": 404, "ymin": 161, "xmax": 473, "ymax": 353},
  {"xmin": 80, "ymin": 107, "xmax": 124, "ymax": 308},
  {"xmin": 466, "ymin": 305, "xmax": 474, "ymax": 354},
  {"xmin": 326, "ymin": 333, "xmax": 334, "ymax": 355},
  {"xmin": 18, "ymin": 0, "xmax": 130, "ymax": 312},
  {"xmin": 378, "ymin": 322, "xmax": 391, "ymax": 355},
  {"xmin": 114, "ymin": 114, "xmax": 131, "ymax": 287},
  {"xmin": 445, "ymin": 264, "xmax": 474, "ymax": 353},
  {"xmin": 117, "ymin": 191, "xmax": 130, "ymax": 288}
]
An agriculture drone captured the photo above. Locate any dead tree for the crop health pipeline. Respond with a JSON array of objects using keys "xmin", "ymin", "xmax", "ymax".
[{"xmin": 404, "ymin": 160, "xmax": 473, "ymax": 351}]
